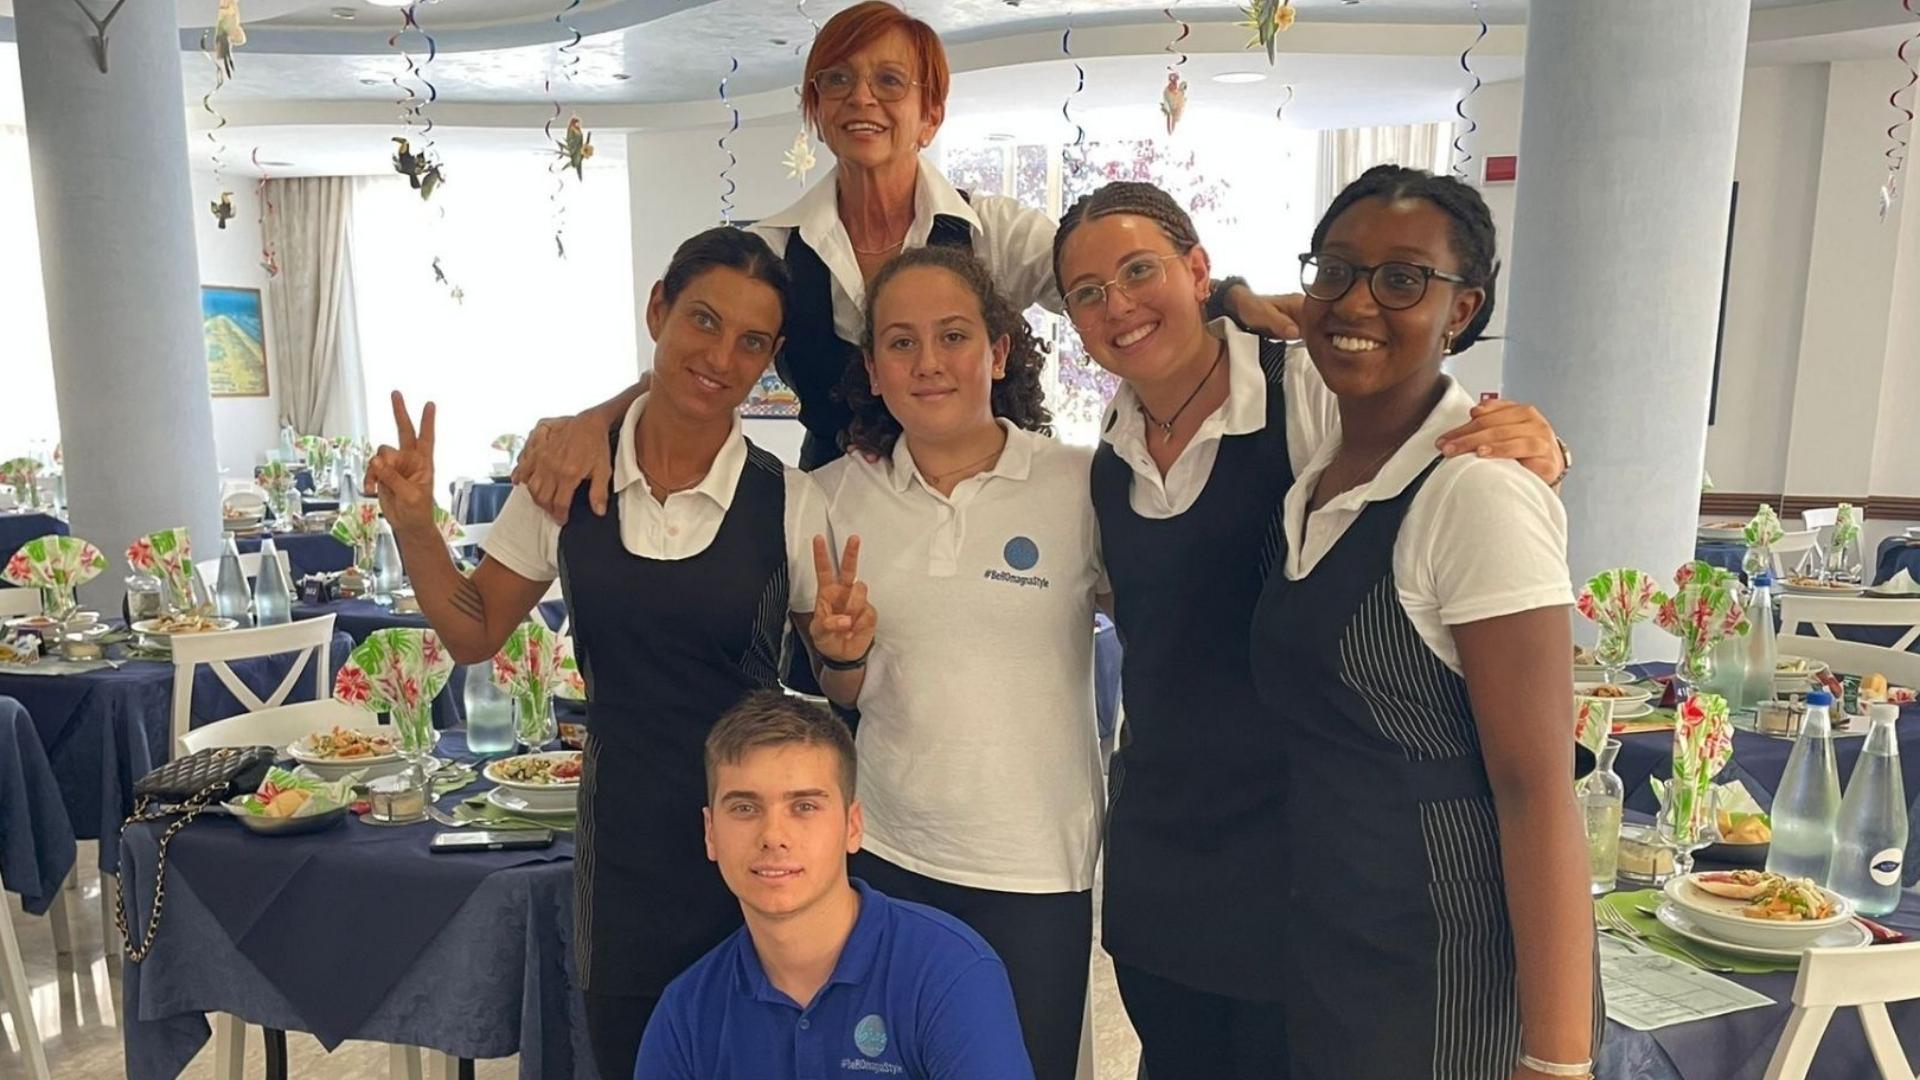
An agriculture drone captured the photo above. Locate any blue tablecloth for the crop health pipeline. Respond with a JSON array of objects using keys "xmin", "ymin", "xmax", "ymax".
[
  {"xmin": 0, "ymin": 695, "xmax": 76, "ymax": 916},
  {"xmin": 1877, "ymin": 536, "xmax": 1920, "ymax": 587},
  {"xmin": 1694, "ymin": 539, "xmax": 1748, "ymax": 578},
  {"xmin": 463, "ymin": 481, "xmax": 514, "ymax": 525},
  {"xmin": 235, "ymin": 531, "xmax": 353, "ymax": 579},
  {"xmin": 0, "ymin": 510, "xmax": 68, "ymax": 568},
  {"xmin": 0, "ymin": 631, "xmax": 353, "ymax": 875},
  {"xmin": 121, "ymin": 730, "xmax": 592, "ymax": 1080},
  {"xmin": 1598, "ymin": 846, "xmax": 1920, "ymax": 1080}
]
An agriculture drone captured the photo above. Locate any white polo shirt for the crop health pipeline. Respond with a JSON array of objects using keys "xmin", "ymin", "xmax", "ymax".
[
  {"xmin": 752, "ymin": 156, "xmax": 1063, "ymax": 347},
  {"xmin": 482, "ymin": 394, "xmax": 824, "ymax": 616},
  {"xmin": 811, "ymin": 422, "xmax": 1106, "ymax": 894},
  {"xmin": 1100, "ymin": 321, "xmax": 1340, "ymax": 519},
  {"xmin": 1282, "ymin": 376, "xmax": 1571, "ymax": 673}
]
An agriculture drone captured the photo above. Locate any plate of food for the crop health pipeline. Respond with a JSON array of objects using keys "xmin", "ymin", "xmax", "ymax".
[
  {"xmin": 487, "ymin": 787, "xmax": 577, "ymax": 818},
  {"xmin": 1779, "ymin": 576, "xmax": 1864, "ymax": 598},
  {"xmin": 1575, "ymin": 682, "xmax": 1654, "ymax": 706},
  {"xmin": 1655, "ymin": 900, "xmax": 1869, "ymax": 960},
  {"xmin": 1700, "ymin": 809, "xmax": 1772, "ymax": 866},
  {"xmin": 3, "ymin": 614, "xmax": 61, "ymax": 633},
  {"xmin": 223, "ymin": 766, "xmax": 356, "ymax": 836},
  {"xmin": 1773, "ymin": 655, "xmax": 1830, "ymax": 693},
  {"xmin": 130, "ymin": 614, "xmax": 240, "ymax": 641},
  {"xmin": 289, "ymin": 725, "xmax": 402, "ymax": 771},
  {"xmin": 1661, "ymin": 871, "xmax": 1852, "ymax": 949},
  {"xmin": 485, "ymin": 751, "xmax": 583, "ymax": 810},
  {"xmin": 1697, "ymin": 522, "xmax": 1748, "ymax": 542}
]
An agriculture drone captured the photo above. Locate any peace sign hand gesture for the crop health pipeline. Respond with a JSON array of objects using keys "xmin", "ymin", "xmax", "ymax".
[
  {"xmin": 810, "ymin": 534, "xmax": 877, "ymax": 665},
  {"xmin": 365, "ymin": 390, "xmax": 439, "ymax": 539}
]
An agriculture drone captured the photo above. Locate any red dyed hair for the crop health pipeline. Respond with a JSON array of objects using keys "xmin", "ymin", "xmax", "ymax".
[{"xmin": 801, "ymin": 1, "xmax": 950, "ymax": 135}]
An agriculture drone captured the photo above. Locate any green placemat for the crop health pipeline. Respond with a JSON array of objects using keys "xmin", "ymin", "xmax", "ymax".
[
  {"xmin": 1596, "ymin": 890, "xmax": 1796, "ymax": 974},
  {"xmin": 453, "ymin": 794, "xmax": 575, "ymax": 832}
]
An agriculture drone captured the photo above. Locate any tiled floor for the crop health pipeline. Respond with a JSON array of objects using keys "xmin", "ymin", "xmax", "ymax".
[{"xmin": 2, "ymin": 843, "xmax": 1141, "ymax": 1080}]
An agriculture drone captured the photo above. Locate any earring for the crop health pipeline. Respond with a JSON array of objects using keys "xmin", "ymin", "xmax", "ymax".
[{"xmin": 1442, "ymin": 330, "xmax": 1455, "ymax": 353}]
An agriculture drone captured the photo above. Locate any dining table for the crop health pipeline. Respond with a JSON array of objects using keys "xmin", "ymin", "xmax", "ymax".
[
  {"xmin": 1876, "ymin": 534, "xmax": 1920, "ymax": 587},
  {"xmin": 461, "ymin": 481, "xmax": 514, "ymax": 526},
  {"xmin": 119, "ymin": 730, "xmax": 591, "ymax": 1080},
  {"xmin": 0, "ymin": 630, "xmax": 353, "ymax": 876},
  {"xmin": 0, "ymin": 694, "xmax": 76, "ymax": 916},
  {"xmin": 235, "ymin": 531, "xmax": 355, "ymax": 580}
]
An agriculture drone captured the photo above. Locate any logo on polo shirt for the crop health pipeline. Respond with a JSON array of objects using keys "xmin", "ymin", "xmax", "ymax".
[
  {"xmin": 854, "ymin": 1015, "xmax": 888, "ymax": 1057},
  {"xmin": 983, "ymin": 535, "xmax": 1050, "ymax": 589}
]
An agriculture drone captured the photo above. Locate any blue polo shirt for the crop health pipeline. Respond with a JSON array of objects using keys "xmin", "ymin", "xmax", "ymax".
[{"xmin": 634, "ymin": 878, "xmax": 1035, "ymax": 1080}]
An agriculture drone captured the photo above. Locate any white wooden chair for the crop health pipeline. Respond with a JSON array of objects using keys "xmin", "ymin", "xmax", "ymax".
[
  {"xmin": 1802, "ymin": 506, "xmax": 1841, "ymax": 533},
  {"xmin": 168, "ymin": 615, "xmax": 338, "ymax": 750},
  {"xmin": 1771, "ymin": 529, "xmax": 1821, "ymax": 578},
  {"xmin": 458, "ymin": 520, "xmax": 491, "ymax": 553},
  {"xmin": 0, "ymin": 891, "xmax": 52, "ymax": 1080},
  {"xmin": 1777, "ymin": 596, "xmax": 1920, "ymax": 687},
  {"xmin": 1763, "ymin": 941, "xmax": 1920, "ymax": 1079},
  {"xmin": 0, "ymin": 589, "xmax": 42, "ymax": 619},
  {"xmin": 193, "ymin": 549, "xmax": 292, "ymax": 594},
  {"xmin": 175, "ymin": 697, "xmax": 367, "ymax": 758}
]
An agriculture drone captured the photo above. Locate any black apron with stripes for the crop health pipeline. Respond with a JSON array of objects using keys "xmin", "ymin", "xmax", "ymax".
[
  {"xmin": 556, "ymin": 434, "xmax": 790, "ymax": 996},
  {"xmin": 779, "ymin": 201, "xmax": 973, "ymax": 471},
  {"xmin": 1249, "ymin": 457, "xmax": 1601, "ymax": 1078}
]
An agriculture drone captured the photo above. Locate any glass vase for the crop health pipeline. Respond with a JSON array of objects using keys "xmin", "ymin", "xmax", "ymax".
[
  {"xmin": 1582, "ymin": 740, "xmax": 1626, "ymax": 895},
  {"xmin": 39, "ymin": 584, "xmax": 77, "ymax": 622},
  {"xmin": 516, "ymin": 693, "xmax": 556, "ymax": 751},
  {"xmin": 1658, "ymin": 783, "xmax": 1722, "ymax": 877},
  {"xmin": 1595, "ymin": 626, "xmax": 1633, "ymax": 686},
  {"xmin": 391, "ymin": 702, "xmax": 437, "ymax": 788}
]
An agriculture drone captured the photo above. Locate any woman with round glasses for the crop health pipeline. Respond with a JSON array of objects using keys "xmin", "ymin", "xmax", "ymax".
[
  {"xmin": 1254, "ymin": 164, "xmax": 1601, "ymax": 1079},
  {"xmin": 509, "ymin": 0, "xmax": 1304, "ymax": 510},
  {"xmin": 1049, "ymin": 181, "xmax": 1570, "ymax": 1080}
]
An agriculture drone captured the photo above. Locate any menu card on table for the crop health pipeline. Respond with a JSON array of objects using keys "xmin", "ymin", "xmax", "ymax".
[{"xmin": 1599, "ymin": 935, "xmax": 1773, "ymax": 1031}]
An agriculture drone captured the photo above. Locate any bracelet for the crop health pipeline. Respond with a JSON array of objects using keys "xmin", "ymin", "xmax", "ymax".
[
  {"xmin": 1518, "ymin": 1052, "xmax": 1593, "ymax": 1078},
  {"xmin": 819, "ymin": 642, "xmax": 872, "ymax": 672}
]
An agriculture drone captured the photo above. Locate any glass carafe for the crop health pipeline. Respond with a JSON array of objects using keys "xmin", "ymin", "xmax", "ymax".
[{"xmin": 1582, "ymin": 740, "xmax": 1625, "ymax": 894}]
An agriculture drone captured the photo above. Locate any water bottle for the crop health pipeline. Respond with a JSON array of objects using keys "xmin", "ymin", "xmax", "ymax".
[
  {"xmin": 252, "ymin": 536, "xmax": 294, "ymax": 626},
  {"xmin": 1829, "ymin": 704, "xmax": 1908, "ymax": 915},
  {"xmin": 213, "ymin": 535, "xmax": 253, "ymax": 625},
  {"xmin": 1583, "ymin": 739, "xmax": 1625, "ymax": 894},
  {"xmin": 1768, "ymin": 690, "xmax": 1842, "ymax": 883},
  {"xmin": 463, "ymin": 664, "xmax": 517, "ymax": 755},
  {"xmin": 372, "ymin": 523, "xmax": 406, "ymax": 603},
  {"xmin": 1739, "ymin": 574, "xmax": 1779, "ymax": 711}
]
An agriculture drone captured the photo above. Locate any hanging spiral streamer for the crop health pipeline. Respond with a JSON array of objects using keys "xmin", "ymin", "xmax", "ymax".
[
  {"xmin": 720, "ymin": 56, "xmax": 741, "ymax": 224},
  {"xmin": 1882, "ymin": 0, "xmax": 1919, "ymax": 219},
  {"xmin": 1162, "ymin": 7, "xmax": 1190, "ymax": 69},
  {"xmin": 784, "ymin": 1, "xmax": 821, "ymax": 185},
  {"xmin": 794, "ymin": 0, "xmax": 819, "ymax": 56},
  {"xmin": 200, "ymin": 32, "xmax": 233, "ymax": 228},
  {"xmin": 1276, "ymin": 83, "xmax": 1295, "ymax": 215},
  {"xmin": 1160, "ymin": 6, "xmax": 1191, "ymax": 134},
  {"xmin": 1061, "ymin": 25, "xmax": 1087, "ymax": 181},
  {"xmin": 1449, "ymin": 0, "xmax": 1487, "ymax": 180},
  {"xmin": 252, "ymin": 148, "xmax": 280, "ymax": 277},
  {"xmin": 544, "ymin": 0, "xmax": 584, "ymax": 257}
]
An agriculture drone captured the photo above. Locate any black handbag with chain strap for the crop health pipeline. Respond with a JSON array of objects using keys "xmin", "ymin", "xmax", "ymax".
[{"xmin": 116, "ymin": 745, "xmax": 277, "ymax": 961}]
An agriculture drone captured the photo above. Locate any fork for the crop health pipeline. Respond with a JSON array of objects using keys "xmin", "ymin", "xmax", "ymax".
[{"xmin": 1596, "ymin": 903, "xmax": 1735, "ymax": 973}]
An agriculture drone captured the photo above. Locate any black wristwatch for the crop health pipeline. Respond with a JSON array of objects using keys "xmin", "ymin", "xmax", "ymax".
[
  {"xmin": 1205, "ymin": 276, "xmax": 1251, "ymax": 325},
  {"xmin": 820, "ymin": 643, "xmax": 873, "ymax": 672}
]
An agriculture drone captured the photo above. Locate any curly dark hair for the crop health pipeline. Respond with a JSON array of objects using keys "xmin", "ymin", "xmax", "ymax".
[
  {"xmin": 1311, "ymin": 164, "xmax": 1499, "ymax": 354},
  {"xmin": 841, "ymin": 246, "xmax": 1053, "ymax": 457}
]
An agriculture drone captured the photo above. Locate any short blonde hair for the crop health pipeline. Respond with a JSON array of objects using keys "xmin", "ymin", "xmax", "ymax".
[{"xmin": 705, "ymin": 691, "xmax": 857, "ymax": 802}]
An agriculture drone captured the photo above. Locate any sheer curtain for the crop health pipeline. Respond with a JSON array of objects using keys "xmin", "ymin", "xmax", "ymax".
[
  {"xmin": 1315, "ymin": 122, "xmax": 1457, "ymax": 216},
  {"xmin": 0, "ymin": 126, "xmax": 60, "ymax": 454},
  {"xmin": 350, "ymin": 159, "xmax": 636, "ymax": 485},
  {"xmin": 265, "ymin": 176, "xmax": 365, "ymax": 437}
]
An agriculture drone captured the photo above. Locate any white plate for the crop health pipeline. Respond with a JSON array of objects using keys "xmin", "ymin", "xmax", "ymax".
[
  {"xmin": 484, "ymin": 752, "xmax": 582, "ymax": 809},
  {"xmin": 1656, "ymin": 901, "xmax": 1869, "ymax": 960},
  {"xmin": 1778, "ymin": 580, "xmax": 1865, "ymax": 598},
  {"xmin": 1607, "ymin": 702, "xmax": 1654, "ymax": 721},
  {"xmin": 287, "ymin": 729, "xmax": 404, "ymax": 772},
  {"xmin": 487, "ymin": 787, "xmax": 576, "ymax": 817},
  {"xmin": 1661, "ymin": 874, "xmax": 1853, "ymax": 949},
  {"xmin": 130, "ymin": 617, "xmax": 240, "ymax": 641},
  {"xmin": 1575, "ymin": 683, "xmax": 1654, "ymax": 706}
]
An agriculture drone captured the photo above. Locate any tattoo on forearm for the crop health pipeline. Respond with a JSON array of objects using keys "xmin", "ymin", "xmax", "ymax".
[{"xmin": 450, "ymin": 576, "xmax": 485, "ymax": 623}]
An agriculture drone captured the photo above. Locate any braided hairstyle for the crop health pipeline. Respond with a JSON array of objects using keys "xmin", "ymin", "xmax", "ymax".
[
  {"xmin": 1052, "ymin": 181, "xmax": 1202, "ymax": 292},
  {"xmin": 843, "ymin": 245, "xmax": 1053, "ymax": 457},
  {"xmin": 1311, "ymin": 164, "xmax": 1500, "ymax": 354}
]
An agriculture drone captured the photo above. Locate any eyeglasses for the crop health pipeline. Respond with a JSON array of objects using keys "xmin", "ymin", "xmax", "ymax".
[
  {"xmin": 1063, "ymin": 254, "xmax": 1186, "ymax": 317},
  {"xmin": 1298, "ymin": 253, "xmax": 1471, "ymax": 311},
  {"xmin": 811, "ymin": 65, "xmax": 920, "ymax": 103}
]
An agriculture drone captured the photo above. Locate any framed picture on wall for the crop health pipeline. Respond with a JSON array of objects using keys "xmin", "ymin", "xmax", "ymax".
[
  {"xmin": 741, "ymin": 369, "xmax": 801, "ymax": 419},
  {"xmin": 202, "ymin": 285, "xmax": 269, "ymax": 397}
]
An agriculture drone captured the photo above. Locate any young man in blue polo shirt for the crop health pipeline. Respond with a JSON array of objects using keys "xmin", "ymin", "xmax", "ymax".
[{"xmin": 635, "ymin": 691, "xmax": 1035, "ymax": 1080}]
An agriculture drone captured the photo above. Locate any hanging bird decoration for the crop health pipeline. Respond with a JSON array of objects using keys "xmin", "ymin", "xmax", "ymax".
[
  {"xmin": 782, "ymin": 127, "xmax": 817, "ymax": 185},
  {"xmin": 1240, "ymin": 0, "xmax": 1295, "ymax": 65},
  {"xmin": 419, "ymin": 160, "xmax": 446, "ymax": 201},
  {"xmin": 432, "ymin": 256, "xmax": 448, "ymax": 286},
  {"xmin": 392, "ymin": 136, "xmax": 446, "ymax": 200},
  {"xmin": 210, "ymin": 192, "xmax": 237, "ymax": 230},
  {"xmin": 554, "ymin": 116, "xmax": 595, "ymax": 181},
  {"xmin": 213, "ymin": 0, "xmax": 246, "ymax": 78},
  {"xmin": 1160, "ymin": 72, "xmax": 1189, "ymax": 135}
]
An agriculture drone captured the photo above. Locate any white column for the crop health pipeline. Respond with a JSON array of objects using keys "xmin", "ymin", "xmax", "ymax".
[
  {"xmin": 16, "ymin": 0, "xmax": 221, "ymax": 605},
  {"xmin": 1501, "ymin": 0, "xmax": 1750, "ymax": 630}
]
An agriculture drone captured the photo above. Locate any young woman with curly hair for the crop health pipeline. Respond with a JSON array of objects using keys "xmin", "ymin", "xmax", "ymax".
[{"xmin": 807, "ymin": 243, "xmax": 1106, "ymax": 1078}]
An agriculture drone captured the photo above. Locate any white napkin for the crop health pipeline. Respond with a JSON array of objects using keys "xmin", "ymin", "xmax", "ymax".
[{"xmin": 1871, "ymin": 569, "xmax": 1920, "ymax": 596}]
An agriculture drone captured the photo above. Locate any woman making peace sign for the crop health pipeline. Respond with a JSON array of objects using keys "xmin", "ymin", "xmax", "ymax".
[{"xmin": 365, "ymin": 227, "xmax": 834, "ymax": 1080}]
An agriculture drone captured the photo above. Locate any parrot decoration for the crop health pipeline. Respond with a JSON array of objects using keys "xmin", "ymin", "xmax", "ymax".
[
  {"xmin": 212, "ymin": 0, "xmax": 246, "ymax": 79},
  {"xmin": 1240, "ymin": 0, "xmax": 1295, "ymax": 65},
  {"xmin": 1160, "ymin": 72, "xmax": 1188, "ymax": 135},
  {"xmin": 554, "ymin": 116, "xmax": 595, "ymax": 181},
  {"xmin": 210, "ymin": 192, "xmax": 237, "ymax": 230},
  {"xmin": 392, "ymin": 137, "xmax": 447, "ymax": 200}
]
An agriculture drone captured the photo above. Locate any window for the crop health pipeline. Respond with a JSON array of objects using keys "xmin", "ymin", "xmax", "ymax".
[{"xmin": 350, "ymin": 159, "xmax": 637, "ymax": 485}]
